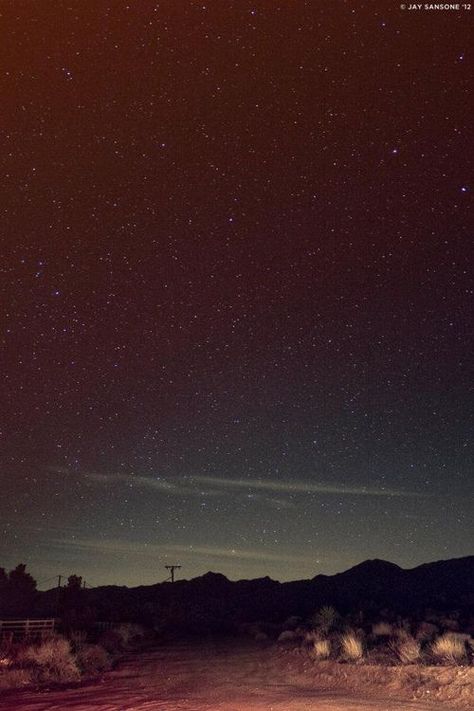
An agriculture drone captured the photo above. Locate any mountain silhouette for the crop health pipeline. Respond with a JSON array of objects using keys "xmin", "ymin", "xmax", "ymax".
[{"xmin": 35, "ymin": 555, "xmax": 474, "ymax": 631}]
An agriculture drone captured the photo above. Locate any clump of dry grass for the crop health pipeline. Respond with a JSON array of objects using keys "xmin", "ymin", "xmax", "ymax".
[
  {"xmin": 430, "ymin": 633, "xmax": 467, "ymax": 665},
  {"xmin": 340, "ymin": 631, "xmax": 364, "ymax": 661},
  {"xmin": 311, "ymin": 638, "xmax": 331, "ymax": 660},
  {"xmin": 389, "ymin": 633, "xmax": 421, "ymax": 664}
]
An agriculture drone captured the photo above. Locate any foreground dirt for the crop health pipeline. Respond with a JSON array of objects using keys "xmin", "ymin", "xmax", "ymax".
[{"xmin": 0, "ymin": 640, "xmax": 471, "ymax": 711}]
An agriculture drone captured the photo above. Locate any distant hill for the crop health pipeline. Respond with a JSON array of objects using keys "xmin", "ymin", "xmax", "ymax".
[{"xmin": 35, "ymin": 555, "xmax": 474, "ymax": 631}]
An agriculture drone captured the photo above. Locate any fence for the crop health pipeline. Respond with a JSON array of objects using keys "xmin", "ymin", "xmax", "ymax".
[{"xmin": 0, "ymin": 618, "xmax": 56, "ymax": 640}]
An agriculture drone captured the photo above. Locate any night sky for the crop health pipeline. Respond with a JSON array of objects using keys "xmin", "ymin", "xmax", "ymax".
[{"xmin": 1, "ymin": 1, "xmax": 473, "ymax": 588}]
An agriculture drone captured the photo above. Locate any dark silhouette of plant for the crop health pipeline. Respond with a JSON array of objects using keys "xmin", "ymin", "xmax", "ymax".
[
  {"xmin": 310, "ymin": 605, "xmax": 340, "ymax": 633},
  {"xmin": 0, "ymin": 564, "xmax": 37, "ymax": 616}
]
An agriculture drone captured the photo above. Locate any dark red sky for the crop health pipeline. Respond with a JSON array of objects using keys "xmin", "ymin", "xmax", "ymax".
[{"xmin": 1, "ymin": 1, "xmax": 472, "ymax": 587}]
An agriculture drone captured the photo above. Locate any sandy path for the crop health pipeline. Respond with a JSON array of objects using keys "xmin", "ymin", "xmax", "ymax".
[{"xmin": 0, "ymin": 641, "xmax": 453, "ymax": 711}]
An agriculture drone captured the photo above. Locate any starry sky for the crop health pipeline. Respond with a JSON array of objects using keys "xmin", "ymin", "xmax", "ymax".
[{"xmin": 1, "ymin": 1, "xmax": 472, "ymax": 588}]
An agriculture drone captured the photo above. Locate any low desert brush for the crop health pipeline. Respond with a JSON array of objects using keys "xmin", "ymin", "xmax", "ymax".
[
  {"xmin": 431, "ymin": 633, "xmax": 466, "ymax": 664},
  {"xmin": 372, "ymin": 622, "xmax": 392, "ymax": 637},
  {"xmin": 340, "ymin": 631, "xmax": 364, "ymax": 661},
  {"xmin": 19, "ymin": 636, "xmax": 80, "ymax": 682},
  {"xmin": 0, "ymin": 668, "xmax": 32, "ymax": 689},
  {"xmin": 76, "ymin": 644, "xmax": 111, "ymax": 675},
  {"xmin": 389, "ymin": 634, "xmax": 421, "ymax": 664},
  {"xmin": 115, "ymin": 623, "xmax": 145, "ymax": 645},
  {"xmin": 69, "ymin": 629, "xmax": 88, "ymax": 651}
]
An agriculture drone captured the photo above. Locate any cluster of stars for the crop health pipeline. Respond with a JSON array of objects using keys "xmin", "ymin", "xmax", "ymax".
[{"xmin": 0, "ymin": 1, "xmax": 472, "ymax": 586}]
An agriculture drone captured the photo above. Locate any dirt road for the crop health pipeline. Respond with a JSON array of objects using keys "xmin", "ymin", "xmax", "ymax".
[{"xmin": 0, "ymin": 641, "xmax": 455, "ymax": 711}]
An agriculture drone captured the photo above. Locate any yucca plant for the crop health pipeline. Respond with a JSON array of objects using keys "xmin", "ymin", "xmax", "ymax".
[{"xmin": 310, "ymin": 605, "xmax": 339, "ymax": 633}]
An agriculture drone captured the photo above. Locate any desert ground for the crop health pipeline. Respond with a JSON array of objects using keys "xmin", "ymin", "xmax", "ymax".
[{"xmin": 1, "ymin": 640, "xmax": 471, "ymax": 711}]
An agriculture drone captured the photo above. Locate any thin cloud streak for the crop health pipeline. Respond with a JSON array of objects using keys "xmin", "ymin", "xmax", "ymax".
[
  {"xmin": 55, "ymin": 467, "xmax": 426, "ymax": 501},
  {"xmin": 191, "ymin": 475, "xmax": 428, "ymax": 498},
  {"xmin": 51, "ymin": 537, "xmax": 317, "ymax": 565}
]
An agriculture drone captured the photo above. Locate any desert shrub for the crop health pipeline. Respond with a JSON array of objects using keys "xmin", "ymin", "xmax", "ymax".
[
  {"xmin": 415, "ymin": 621, "xmax": 438, "ymax": 641},
  {"xmin": 76, "ymin": 644, "xmax": 111, "ymax": 676},
  {"xmin": 304, "ymin": 630, "xmax": 320, "ymax": 645},
  {"xmin": 68, "ymin": 629, "xmax": 88, "ymax": 651},
  {"xmin": 0, "ymin": 668, "xmax": 32, "ymax": 689},
  {"xmin": 439, "ymin": 617, "xmax": 459, "ymax": 632},
  {"xmin": 389, "ymin": 634, "xmax": 421, "ymax": 664},
  {"xmin": 19, "ymin": 636, "xmax": 80, "ymax": 682},
  {"xmin": 0, "ymin": 647, "xmax": 12, "ymax": 668},
  {"xmin": 283, "ymin": 616, "xmax": 301, "ymax": 630},
  {"xmin": 97, "ymin": 629, "xmax": 123, "ymax": 654},
  {"xmin": 278, "ymin": 630, "xmax": 297, "ymax": 642},
  {"xmin": 431, "ymin": 633, "xmax": 467, "ymax": 664},
  {"xmin": 311, "ymin": 638, "xmax": 331, "ymax": 660},
  {"xmin": 340, "ymin": 631, "xmax": 364, "ymax": 661},
  {"xmin": 311, "ymin": 605, "xmax": 339, "ymax": 633},
  {"xmin": 372, "ymin": 622, "xmax": 392, "ymax": 637},
  {"xmin": 115, "ymin": 623, "xmax": 145, "ymax": 646}
]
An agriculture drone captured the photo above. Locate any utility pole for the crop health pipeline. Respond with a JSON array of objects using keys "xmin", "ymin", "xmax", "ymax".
[
  {"xmin": 165, "ymin": 565, "xmax": 181, "ymax": 583},
  {"xmin": 56, "ymin": 575, "xmax": 62, "ymax": 617}
]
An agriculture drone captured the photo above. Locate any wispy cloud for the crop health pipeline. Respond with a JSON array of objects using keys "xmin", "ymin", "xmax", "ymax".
[
  {"xmin": 54, "ymin": 466, "xmax": 427, "ymax": 501},
  {"xmin": 51, "ymin": 537, "xmax": 317, "ymax": 565},
  {"xmin": 87, "ymin": 471, "xmax": 180, "ymax": 493},
  {"xmin": 191, "ymin": 475, "xmax": 428, "ymax": 498}
]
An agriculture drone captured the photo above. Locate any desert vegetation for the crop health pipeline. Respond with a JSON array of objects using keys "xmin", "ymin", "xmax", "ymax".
[
  {"xmin": 269, "ymin": 604, "xmax": 474, "ymax": 673},
  {"xmin": 1, "ymin": 558, "xmax": 473, "ymax": 707},
  {"xmin": 0, "ymin": 623, "xmax": 147, "ymax": 691}
]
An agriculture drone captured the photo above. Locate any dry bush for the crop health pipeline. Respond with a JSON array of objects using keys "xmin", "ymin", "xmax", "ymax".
[
  {"xmin": 19, "ymin": 636, "xmax": 80, "ymax": 683},
  {"xmin": 431, "ymin": 633, "xmax": 467, "ymax": 664},
  {"xmin": 278, "ymin": 630, "xmax": 297, "ymax": 642},
  {"xmin": 115, "ymin": 623, "xmax": 145, "ymax": 646},
  {"xmin": 440, "ymin": 617, "xmax": 460, "ymax": 632},
  {"xmin": 97, "ymin": 629, "xmax": 123, "ymax": 654},
  {"xmin": 372, "ymin": 622, "xmax": 392, "ymax": 637},
  {"xmin": 304, "ymin": 629, "xmax": 320, "ymax": 645},
  {"xmin": 389, "ymin": 634, "xmax": 421, "ymax": 664},
  {"xmin": 340, "ymin": 631, "xmax": 364, "ymax": 661},
  {"xmin": 0, "ymin": 668, "xmax": 32, "ymax": 689},
  {"xmin": 76, "ymin": 644, "xmax": 111, "ymax": 676},
  {"xmin": 311, "ymin": 638, "xmax": 331, "ymax": 660},
  {"xmin": 416, "ymin": 621, "xmax": 438, "ymax": 641},
  {"xmin": 69, "ymin": 629, "xmax": 88, "ymax": 651},
  {"xmin": 283, "ymin": 615, "xmax": 301, "ymax": 630}
]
